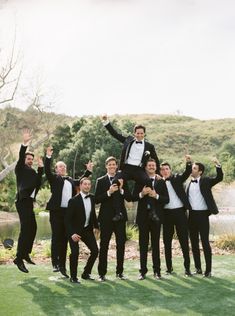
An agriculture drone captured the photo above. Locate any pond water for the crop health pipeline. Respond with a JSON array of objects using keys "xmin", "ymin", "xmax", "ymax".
[{"xmin": 1, "ymin": 208, "xmax": 235, "ymax": 242}]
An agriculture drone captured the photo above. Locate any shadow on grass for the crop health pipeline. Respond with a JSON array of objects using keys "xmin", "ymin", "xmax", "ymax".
[{"xmin": 18, "ymin": 272, "xmax": 235, "ymax": 315}]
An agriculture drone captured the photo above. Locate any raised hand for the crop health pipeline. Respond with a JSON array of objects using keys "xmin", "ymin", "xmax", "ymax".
[
  {"xmin": 212, "ymin": 157, "xmax": 220, "ymax": 166},
  {"xmin": 185, "ymin": 154, "xmax": 191, "ymax": 162},
  {"xmin": 22, "ymin": 128, "xmax": 32, "ymax": 146},
  {"xmin": 46, "ymin": 146, "xmax": 53, "ymax": 157},
  {"xmin": 37, "ymin": 156, "xmax": 44, "ymax": 168},
  {"xmin": 101, "ymin": 114, "xmax": 108, "ymax": 121}
]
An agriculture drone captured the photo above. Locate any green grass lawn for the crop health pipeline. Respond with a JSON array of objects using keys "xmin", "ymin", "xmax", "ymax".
[{"xmin": 0, "ymin": 256, "xmax": 235, "ymax": 316}]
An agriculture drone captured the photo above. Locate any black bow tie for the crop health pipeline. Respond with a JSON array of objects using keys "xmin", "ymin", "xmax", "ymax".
[
  {"xmin": 191, "ymin": 179, "xmax": 198, "ymax": 183},
  {"xmin": 135, "ymin": 141, "xmax": 143, "ymax": 144},
  {"xmin": 165, "ymin": 178, "xmax": 170, "ymax": 181},
  {"xmin": 84, "ymin": 194, "xmax": 91, "ymax": 199},
  {"xmin": 109, "ymin": 176, "xmax": 114, "ymax": 182},
  {"xmin": 62, "ymin": 176, "xmax": 70, "ymax": 180}
]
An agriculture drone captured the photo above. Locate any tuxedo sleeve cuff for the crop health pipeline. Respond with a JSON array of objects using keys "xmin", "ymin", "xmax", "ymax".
[{"xmin": 102, "ymin": 120, "xmax": 110, "ymax": 126}]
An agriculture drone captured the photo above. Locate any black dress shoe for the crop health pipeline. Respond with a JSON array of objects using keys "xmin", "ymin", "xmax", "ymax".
[
  {"xmin": 185, "ymin": 270, "xmax": 193, "ymax": 277},
  {"xmin": 53, "ymin": 265, "xmax": 60, "ymax": 272},
  {"xmin": 70, "ymin": 278, "xmax": 80, "ymax": 284},
  {"xmin": 138, "ymin": 274, "xmax": 146, "ymax": 280},
  {"xmin": 81, "ymin": 274, "xmax": 95, "ymax": 280},
  {"xmin": 13, "ymin": 258, "xmax": 29, "ymax": 273},
  {"xmin": 98, "ymin": 275, "xmax": 106, "ymax": 282},
  {"xmin": 59, "ymin": 267, "xmax": 69, "ymax": 278},
  {"xmin": 112, "ymin": 212, "xmax": 124, "ymax": 222},
  {"xmin": 154, "ymin": 273, "xmax": 162, "ymax": 280},
  {"xmin": 116, "ymin": 273, "xmax": 128, "ymax": 280},
  {"xmin": 24, "ymin": 255, "xmax": 36, "ymax": 265},
  {"xmin": 194, "ymin": 268, "xmax": 202, "ymax": 275},
  {"xmin": 165, "ymin": 268, "xmax": 173, "ymax": 275},
  {"xmin": 203, "ymin": 272, "xmax": 212, "ymax": 278}
]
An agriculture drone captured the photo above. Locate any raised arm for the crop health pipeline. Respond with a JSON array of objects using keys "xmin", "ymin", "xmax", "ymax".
[
  {"xmin": 101, "ymin": 114, "xmax": 126, "ymax": 143},
  {"xmin": 15, "ymin": 128, "xmax": 32, "ymax": 173}
]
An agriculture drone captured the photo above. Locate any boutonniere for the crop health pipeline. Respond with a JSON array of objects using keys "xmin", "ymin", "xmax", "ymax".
[{"xmin": 144, "ymin": 151, "xmax": 150, "ymax": 156}]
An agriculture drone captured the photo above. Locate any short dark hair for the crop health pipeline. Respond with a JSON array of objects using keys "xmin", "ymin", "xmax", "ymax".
[
  {"xmin": 105, "ymin": 156, "xmax": 118, "ymax": 165},
  {"xmin": 134, "ymin": 124, "xmax": 146, "ymax": 133},
  {"xmin": 160, "ymin": 161, "xmax": 171, "ymax": 169},
  {"xmin": 80, "ymin": 177, "xmax": 91, "ymax": 185},
  {"xmin": 25, "ymin": 151, "xmax": 34, "ymax": 159},
  {"xmin": 194, "ymin": 162, "xmax": 205, "ymax": 175}
]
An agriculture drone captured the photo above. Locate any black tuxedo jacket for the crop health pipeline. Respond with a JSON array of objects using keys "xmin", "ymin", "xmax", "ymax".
[
  {"xmin": 104, "ymin": 122, "xmax": 160, "ymax": 172},
  {"xmin": 65, "ymin": 193, "xmax": 98, "ymax": 238},
  {"xmin": 15, "ymin": 145, "xmax": 43, "ymax": 201},
  {"xmin": 45, "ymin": 156, "xmax": 91, "ymax": 211},
  {"xmin": 132, "ymin": 178, "xmax": 169, "ymax": 224},
  {"xmin": 187, "ymin": 166, "xmax": 223, "ymax": 215},
  {"xmin": 166, "ymin": 162, "xmax": 192, "ymax": 211},
  {"xmin": 94, "ymin": 174, "xmax": 132, "ymax": 225}
]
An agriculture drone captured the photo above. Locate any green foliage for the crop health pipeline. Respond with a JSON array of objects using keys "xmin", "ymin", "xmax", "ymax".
[
  {"xmin": 0, "ymin": 174, "xmax": 16, "ymax": 212},
  {"xmin": 1, "ymin": 110, "xmax": 235, "ymax": 211},
  {"xmin": 126, "ymin": 224, "xmax": 139, "ymax": 241}
]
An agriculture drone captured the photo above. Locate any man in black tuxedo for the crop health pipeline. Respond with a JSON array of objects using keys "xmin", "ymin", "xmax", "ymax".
[
  {"xmin": 160, "ymin": 156, "xmax": 192, "ymax": 277},
  {"xmin": 95, "ymin": 156, "xmax": 132, "ymax": 281},
  {"xmin": 101, "ymin": 114, "xmax": 160, "ymax": 222},
  {"xmin": 65, "ymin": 177, "xmax": 99, "ymax": 284},
  {"xmin": 187, "ymin": 158, "xmax": 223, "ymax": 277},
  {"xmin": 14, "ymin": 128, "xmax": 44, "ymax": 273},
  {"xmin": 132, "ymin": 158, "xmax": 169, "ymax": 280},
  {"xmin": 45, "ymin": 146, "xmax": 93, "ymax": 277}
]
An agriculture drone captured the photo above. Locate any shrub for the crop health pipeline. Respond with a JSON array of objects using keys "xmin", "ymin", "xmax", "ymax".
[{"xmin": 214, "ymin": 234, "xmax": 235, "ymax": 251}]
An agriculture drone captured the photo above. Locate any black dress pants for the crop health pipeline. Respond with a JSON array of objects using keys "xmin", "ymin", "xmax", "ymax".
[
  {"xmin": 69, "ymin": 227, "xmax": 98, "ymax": 279},
  {"xmin": 113, "ymin": 164, "xmax": 155, "ymax": 213},
  {"xmin": 15, "ymin": 198, "xmax": 37, "ymax": 260},
  {"xmin": 49, "ymin": 208, "xmax": 68, "ymax": 269},
  {"xmin": 163, "ymin": 208, "xmax": 190, "ymax": 271},
  {"xmin": 98, "ymin": 221, "xmax": 126, "ymax": 276},
  {"xmin": 138, "ymin": 219, "xmax": 161, "ymax": 275},
  {"xmin": 188, "ymin": 210, "xmax": 211, "ymax": 273}
]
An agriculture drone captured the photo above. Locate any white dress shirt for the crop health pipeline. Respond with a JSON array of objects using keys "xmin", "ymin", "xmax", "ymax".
[
  {"xmin": 188, "ymin": 177, "xmax": 208, "ymax": 211},
  {"xmin": 164, "ymin": 181, "xmax": 184, "ymax": 209},
  {"xmin": 61, "ymin": 179, "xmax": 73, "ymax": 208},
  {"xmin": 81, "ymin": 192, "xmax": 92, "ymax": 227}
]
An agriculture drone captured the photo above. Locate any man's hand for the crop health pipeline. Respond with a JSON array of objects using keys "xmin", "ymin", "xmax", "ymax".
[
  {"xmin": 212, "ymin": 157, "xmax": 220, "ymax": 166},
  {"xmin": 86, "ymin": 160, "xmax": 94, "ymax": 172},
  {"xmin": 22, "ymin": 128, "xmax": 32, "ymax": 146},
  {"xmin": 93, "ymin": 228, "xmax": 100, "ymax": 240},
  {"xmin": 149, "ymin": 189, "xmax": 158, "ymax": 198},
  {"xmin": 108, "ymin": 183, "xmax": 119, "ymax": 194},
  {"xmin": 46, "ymin": 146, "xmax": 53, "ymax": 157},
  {"xmin": 155, "ymin": 174, "xmax": 162, "ymax": 180},
  {"xmin": 185, "ymin": 154, "xmax": 191, "ymax": 162},
  {"xmin": 71, "ymin": 234, "xmax": 81, "ymax": 242},
  {"xmin": 37, "ymin": 157, "xmax": 44, "ymax": 168},
  {"xmin": 118, "ymin": 178, "xmax": 123, "ymax": 189},
  {"xmin": 141, "ymin": 186, "xmax": 151, "ymax": 196},
  {"xmin": 101, "ymin": 114, "xmax": 108, "ymax": 121}
]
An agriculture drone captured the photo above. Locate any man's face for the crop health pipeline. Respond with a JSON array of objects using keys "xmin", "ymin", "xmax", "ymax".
[
  {"xmin": 191, "ymin": 163, "xmax": 201, "ymax": 178},
  {"xmin": 145, "ymin": 161, "xmax": 156, "ymax": 176},
  {"xmin": 160, "ymin": 165, "xmax": 172, "ymax": 179},
  {"xmin": 134, "ymin": 128, "xmax": 145, "ymax": 141},
  {"xmin": 106, "ymin": 160, "xmax": 118, "ymax": 175},
  {"xmin": 25, "ymin": 154, "xmax": 34, "ymax": 167},
  {"xmin": 55, "ymin": 161, "xmax": 67, "ymax": 176},
  {"xmin": 80, "ymin": 179, "xmax": 91, "ymax": 194}
]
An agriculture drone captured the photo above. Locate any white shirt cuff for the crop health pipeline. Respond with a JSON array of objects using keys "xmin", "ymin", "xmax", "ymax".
[{"xmin": 102, "ymin": 120, "xmax": 109, "ymax": 126}]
